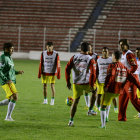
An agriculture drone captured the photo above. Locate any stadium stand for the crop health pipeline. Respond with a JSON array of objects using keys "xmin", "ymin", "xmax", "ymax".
[
  {"xmin": 0, "ymin": 0, "xmax": 98, "ymax": 52},
  {"xmin": 82, "ymin": 0, "xmax": 140, "ymax": 54}
]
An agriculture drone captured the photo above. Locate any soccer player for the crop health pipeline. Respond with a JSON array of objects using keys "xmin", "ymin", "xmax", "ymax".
[
  {"xmin": 96, "ymin": 47, "xmax": 118, "ymax": 117},
  {"xmin": 84, "ymin": 44, "xmax": 99, "ymax": 108},
  {"xmin": 134, "ymin": 48, "xmax": 140, "ymax": 118},
  {"xmin": 100, "ymin": 50, "xmax": 140, "ymax": 128},
  {"xmin": 118, "ymin": 40, "xmax": 140, "ymax": 121},
  {"xmin": 0, "ymin": 42, "xmax": 24, "ymax": 121},
  {"xmin": 38, "ymin": 41, "xmax": 60, "ymax": 105},
  {"xmin": 65, "ymin": 42, "xmax": 97, "ymax": 126}
]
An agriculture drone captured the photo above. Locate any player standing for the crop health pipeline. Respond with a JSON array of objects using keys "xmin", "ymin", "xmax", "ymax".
[
  {"xmin": 118, "ymin": 40, "xmax": 140, "ymax": 121},
  {"xmin": 65, "ymin": 42, "xmax": 97, "ymax": 126},
  {"xmin": 38, "ymin": 42, "xmax": 60, "ymax": 105},
  {"xmin": 96, "ymin": 47, "xmax": 118, "ymax": 118},
  {"xmin": 84, "ymin": 43, "xmax": 99, "ymax": 108},
  {"xmin": 0, "ymin": 42, "xmax": 24, "ymax": 121},
  {"xmin": 100, "ymin": 50, "xmax": 140, "ymax": 128}
]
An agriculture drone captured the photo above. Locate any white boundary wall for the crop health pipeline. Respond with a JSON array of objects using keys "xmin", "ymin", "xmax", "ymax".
[{"xmin": 0, "ymin": 51, "xmax": 78, "ymax": 61}]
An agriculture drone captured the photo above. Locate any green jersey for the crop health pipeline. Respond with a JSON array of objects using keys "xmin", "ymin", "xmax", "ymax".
[{"xmin": 0, "ymin": 52, "xmax": 19, "ymax": 85}]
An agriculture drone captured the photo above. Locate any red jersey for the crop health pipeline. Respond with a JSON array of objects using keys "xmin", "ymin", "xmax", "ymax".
[
  {"xmin": 65, "ymin": 54, "xmax": 96, "ymax": 87},
  {"xmin": 104, "ymin": 61, "xmax": 140, "ymax": 94},
  {"xmin": 38, "ymin": 51, "xmax": 60, "ymax": 79}
]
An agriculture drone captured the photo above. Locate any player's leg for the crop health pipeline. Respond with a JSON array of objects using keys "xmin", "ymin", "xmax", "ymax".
[
  {"xmin": 5, "ymin": 93, "xmax": 17, "ymax": 121},
  {"xmin": 129, "ymin": 83, "xmax": 140, "ymax": 112},
  {"xmin": 88, "ymin": 88, "xmax": 97, "ymax": 115},
  {"xmin": 96, "ymin": 83, "xmax": 104, "ymax": 111},
  {"xmin": 112, "ymin": 98, "xmax": 118, "ymax": 113},
  {"xmin": 118, "ymin": 87, "xmax": 129, "ymax": 121},
  {"xmin": 97, "ymin": 94, "xmax": 102, "ymax": 111},
  {"xmin": 43, "ymin": 83, "xmax": 48, "ymax": 104},
  {"xmin": 0, "ymin": 99, "xmax": 9, "ymax": 106},
  {"xmin": 84, "ymin": 92, "xmax": 90, "ymax": 107},
  {"xmin": 68, "ymin": 97, "xmax": 80, "ymax": 126},
  {"xmin": 42, "ymin": 75, "xmax": 48, "ymax": 104},
  {"xmin": 50, "ymin": 83, "xmax": 55, "ymax": 105},
  {"xmin": 100, "ymin": 105, "xmax": 107, "ymax": 128},
  {"xmin": 106, "ymin": 105, "xmax": 111, "ymax": 122},
  {"xmin": 2, "ymin": 83, "xmax": 18, "ymax": 121}
]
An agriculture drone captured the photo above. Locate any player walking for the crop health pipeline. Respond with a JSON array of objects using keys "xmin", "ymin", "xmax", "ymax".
[
  {"xmin": 118, "ymin": 40, "xmax": 140, "ymax": 121},
  {"xmin": 65, "ymin": 42, "xmax": 96, "ymax": 126},
  {"xmin": 0, "ymin": 42, "xmax": 24, "ymax": 121}
]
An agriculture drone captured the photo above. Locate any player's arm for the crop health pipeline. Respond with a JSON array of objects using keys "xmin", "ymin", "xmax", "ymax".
[
  {"xmin": 89, "ymin": 59, "xmax": 96, "ymax": 88},
  {"xmin": 38, "ymin": 52, "xmax": 43, "ymax": 78},
  {"xmin": 96, "ymin": 61, "xmax": 99, "ymax": 81},
  {"xmin": 127, "ymin": 70, "xmax": 140, "ymax": 90},
  {"xmin": 104, "ymin": 64, "xmax": 113, "ymax": 91},
  {"xmin": 56, "ymin": 53, "xmax": 61, "ymax": 79},
  {"xmin": 0, "ymin": 59, "xmax": 8, "ymax": 82},
  {"xmin": 65, "ymin": 56, "xmax": 74, "ymax": 89},
  {"xmin": 126, "ymin": 53, "xmax": 138, "ymax": 73}
]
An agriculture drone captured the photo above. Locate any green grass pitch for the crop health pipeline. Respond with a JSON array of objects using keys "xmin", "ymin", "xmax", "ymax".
[{"xmin": 0, "ymin": 59, "xmax": 140, "ymax": 140}]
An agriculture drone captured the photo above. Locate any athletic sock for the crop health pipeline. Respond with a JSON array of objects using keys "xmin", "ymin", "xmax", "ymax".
[
  {"xmin": 0, "ymin": 99, "xmax": 9, "ymax": 106},
  {"xmin": 97, "ymin": 105, "xmax": 101, "ymax": 111},
  {"xmin": 70, "ymin": 118, "xmax": 73, "ymax": 121},
  {"xmin": 106, "ymin": 105, "xmax": 111, "ymax": 119},
  {"xmin": 6, "ymin": 100, "xmax": 16, "ymax": 119},
  {"xmin": 100, "ymin": 109, "xmax": 106, "ymax": 127},
  {"xmin": 84, "ymin": 94, "xmax": 90, "ymax": 107}
]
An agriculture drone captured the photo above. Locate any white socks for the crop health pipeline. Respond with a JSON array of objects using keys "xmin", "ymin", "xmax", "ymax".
[
  {"xmin": 6, "ymin": 101, "xmax": 16, "ymax": 119},
  {"xmin": 106, "ymin": 105, "xmax": 111, "ymax": 120},
  {"xmin": 43, "ymin": 99, "xmax": 48, "ymax": 104},
  {"xmin": 84, "ymin": 95, "xmax": 90, "ymax": 107},
  {"xmin": 100, "ymin": 110, "xmax": 106, "ymax": 128},
  {"xmin": 50, "ymin": 98, "xmax": 54, "ymax": 105},
  {"xmin": 0, "ymin": 99, "xmax": 9, "ymax": 106}
]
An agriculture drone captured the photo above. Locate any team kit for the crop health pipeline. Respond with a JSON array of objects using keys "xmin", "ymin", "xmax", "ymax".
[{"xmin": 0, "ymin": 40, "xmax": 140, "ymax": 129}]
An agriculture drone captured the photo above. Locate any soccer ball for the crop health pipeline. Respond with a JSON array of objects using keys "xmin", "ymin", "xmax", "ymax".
[{"xmin": 65, "ymin": 96, "xmax": 73, "ymax": 106}]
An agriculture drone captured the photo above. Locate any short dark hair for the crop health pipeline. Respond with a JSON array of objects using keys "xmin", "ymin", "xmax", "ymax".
[
  {"xmin": 46, "ymin": 41, "xmax": 53, "ymax": 46},
  {"xmin": 102, "ymin": 47, "xmax": 108, "ymax": 50},
  {"xmin": 136, "ymin": 47, "xmax": 140, "ymax": 51},
  {"xmin": 81, "ymin": 42, "xmax": 89, "ymax": 52},
  {"xmin": 113, "ymin": 50, "xmax": 122, "ymax": 60},
  {"xmin": 121, "ymin": 41, "xmax": 129, "ymax": 49},
  {"xmin": 119, "ymin": 39, "xmax": 129, "ymax": 44},
  {"xmin": 3, "ymin": 42, "xmax": 13, "ymax": 51}
]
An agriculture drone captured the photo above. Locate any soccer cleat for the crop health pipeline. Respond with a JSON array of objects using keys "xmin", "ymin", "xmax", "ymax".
[
  {"xmin": 114, "ymin": 108, "xmax": 118, "ymax": 113},
  {"xmin": 68, "ymin": 120, "xmax": 74, "ymax": 127},
  {"xmin": 134, "ymin": 113, "xmax": 140, "ymax": 119},
  {"xmin": 87, "ymin": 110, "xmax": 97, "ymax": 116},
  {"xmin": 5, "ymin": 117, "xmax": 14, "ymax": 121},
  {"xmin": 50, "ymin": 100, "xmax": 54, "ymax": 105},
  {"xmin": 42, "ymin": 101, "xmax": 48, "ymax": 104}
]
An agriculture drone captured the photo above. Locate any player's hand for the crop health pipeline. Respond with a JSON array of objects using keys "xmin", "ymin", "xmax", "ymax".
[
  {"xmin": 18, "ymin": 71, "xmax": 24, "ymax": 74},
  {"xmin": 6, "ymin": 80, "xmax": 12, "ymax": 84},
  {"xmin": 67, "ymin": 82, "xmax": 71, "ymax": 90}
]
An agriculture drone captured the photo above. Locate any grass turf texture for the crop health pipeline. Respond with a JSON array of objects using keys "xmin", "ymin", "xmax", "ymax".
[{"xmin": 0, "ymin": 59, "xmax": 140, "ymax": 140}]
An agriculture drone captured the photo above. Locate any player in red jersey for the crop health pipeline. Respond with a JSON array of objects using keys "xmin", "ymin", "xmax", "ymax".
[
  {"xmin": 118, "ymin": 40, "xmax": 140, "ymax": 121},
  {"xmin": 38, "ymin": 42, "xmax": 60, "ymax": 105},
  {"xmin": 100, "ymin": 50, "xmax": 140, "ymax": 128},
  {"xmin": 65, "ymin": 42, "xmax": 97, "ymax": 126}
]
